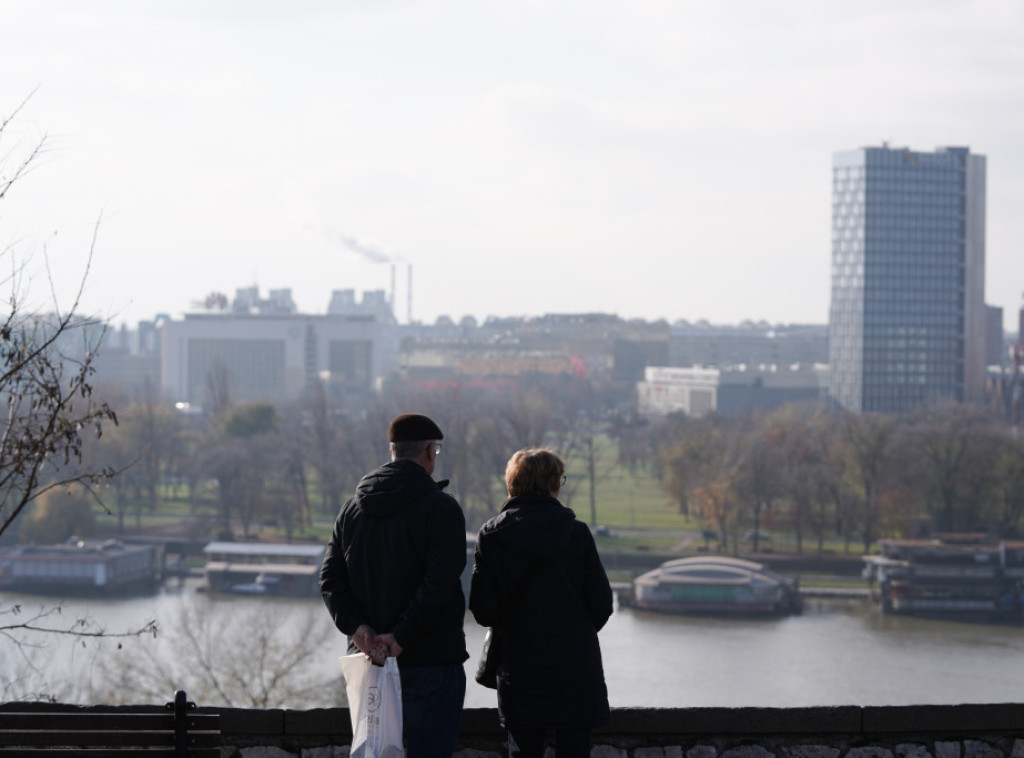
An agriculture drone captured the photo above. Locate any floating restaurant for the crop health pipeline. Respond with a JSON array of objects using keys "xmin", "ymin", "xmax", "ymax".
[
  {"xmin": 0, "ymin": 539, "xmax": 161, "ymax": 595},
  {"xmin": 622, "ymin": 555, "xmax": 802, "ymax": 616},
  {"xmin": 862, "ymin": 535, "xmax": 1024, "ymax": 617}
]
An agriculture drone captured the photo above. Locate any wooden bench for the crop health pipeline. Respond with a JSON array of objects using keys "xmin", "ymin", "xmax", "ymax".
[{"xmin": 0, "ymin": 690, "xmax": 219, "ymax": 757}]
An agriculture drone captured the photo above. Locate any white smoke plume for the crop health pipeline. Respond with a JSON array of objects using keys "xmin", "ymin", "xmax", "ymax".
[
  {"xmin": 339, "ymin": 233, "xmax": 400, "ymax": 264},
  {"xmin": 282, "ymin": 183, "xmax": 403, "ymax": 264}
]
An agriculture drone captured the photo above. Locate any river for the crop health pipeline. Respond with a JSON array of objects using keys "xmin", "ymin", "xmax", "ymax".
[{"xmin": 2, "ymin": 582, "xmax": 1023, "ymax": 707}]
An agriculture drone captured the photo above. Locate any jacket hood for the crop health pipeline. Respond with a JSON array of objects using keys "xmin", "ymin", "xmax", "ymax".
[
  {"xmin": 479, "ymin": 494, "xmax": 576, "ymax": 563},
  {"xmin": 352, "ymin": 459, "xmax": 446, "ymax": 518}
]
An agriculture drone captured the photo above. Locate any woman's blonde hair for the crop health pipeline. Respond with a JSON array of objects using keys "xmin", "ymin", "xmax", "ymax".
[{"xmin": 505, "ymin": 448, "xmax": 565, "ymax": 497}]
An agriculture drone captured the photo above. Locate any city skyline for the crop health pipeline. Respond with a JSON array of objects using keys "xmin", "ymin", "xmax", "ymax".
[{"xmin": 3, "ymin": 2, "xmax": 1023, "ymax": 330}]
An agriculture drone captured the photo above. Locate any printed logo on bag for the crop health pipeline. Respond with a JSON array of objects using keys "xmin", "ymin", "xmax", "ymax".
[{"xmin": 366, "ymin": 686, "xmax": 382, "ymax": 712}]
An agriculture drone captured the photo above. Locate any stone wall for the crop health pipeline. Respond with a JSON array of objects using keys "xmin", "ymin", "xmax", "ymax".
[{"xmin": 216, "ymin": 704, "xmax": 1024, "ymax": 758}]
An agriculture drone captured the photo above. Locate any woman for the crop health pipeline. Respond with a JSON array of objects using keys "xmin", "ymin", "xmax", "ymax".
[{"xmin": 470, "ymin": 448, "xmax": 614, "ymax": 758}]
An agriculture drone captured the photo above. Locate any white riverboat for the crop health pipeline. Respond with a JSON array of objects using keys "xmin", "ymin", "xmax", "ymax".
[
  {"xmin": 202, "ymin": 542, "xmax": 325, "ymax": 596},
  {"xmin": 623, "ymin": 555, "xmax": 802, "ymax": 616}
]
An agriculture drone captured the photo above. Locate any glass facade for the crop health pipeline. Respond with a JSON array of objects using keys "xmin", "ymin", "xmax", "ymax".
[{"xmin": 828, "ymin": 146, "xmax": 986, "ymax": 413}]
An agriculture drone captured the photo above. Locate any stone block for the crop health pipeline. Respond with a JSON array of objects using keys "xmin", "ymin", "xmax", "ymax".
[
  {"xmin": 846, "ymin": 748, "xmax": 894, "ymax": 758},
  {"xmin": 721, "ymin": 747, "xmax": 775, "ymax": 758},
  {"xmin": 1011, "ymin": 740, "xmax": 1024, "ymax": 758},
  {"xmin": 895, "ymin": 744, "xmax": 932, "ymax": 758},
  {"xmin": 935, "ymin": 742, "xmax": 960, "ymax": 758},
  {"xmin": 783, "ymin": 745, "xmax": 840, "ymax": 758},
  {"xmin": 688, "ymin": 745, "xmax": 718, "ymax": 758},
  {"xmin": 964, "ymin": 741, "xmax": 1003, "ymax": 758},
  {"xmin": 635, "ymin": 749, "xmax": 667, "ymax": 758},
  {"xmin": 591, "ymin": 746, "xmax": 628, "ymax": 758},
  {"xmin": 301, "ymin": 747, "xmax": 349, "ymax": 758},
  {"xmin": 240, "ymin": 748, "xmax": 299, "ymax": 758},
  {"xmin": 664, "ymin": 747, "xmax": 684, "ymax": 758}
]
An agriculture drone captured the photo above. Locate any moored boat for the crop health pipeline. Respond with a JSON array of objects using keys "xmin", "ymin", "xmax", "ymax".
[
  {"xmin": 0, "ymin": 538, "xmax": 161, "ymax": 595},
  {"xmin": 863, "ymin": 535, "xmax": 1024, "ymax": 618},
  {"xmin": 623, "ymin": 555, "xmax": 802, "ymax": 615},
  {"xmin": 203, "ymin": 542, "xmax": 325, "ymax": 596}
]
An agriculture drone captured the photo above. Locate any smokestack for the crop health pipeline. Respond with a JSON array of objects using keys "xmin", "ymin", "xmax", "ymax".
[
  {"xmin": 407, "ymin": 264, "xmax": 413, "ymax": 324},
  {"xmin": 390, "ymin": 264, "xmax": 396, "ymax": 311}
]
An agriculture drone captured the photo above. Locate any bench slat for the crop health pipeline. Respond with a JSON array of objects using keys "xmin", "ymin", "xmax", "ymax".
[
  {"xmin": 0, "ymin": 731, "xmax": 220, "ymax": 747},
  {"xmin": 0, "ymin": 714, "xmax": 219, "ymax": 731},
  {"xmin": 0, "ymin": 749, "xmax": 220, "ymax": 753},
  {"xmin": 0, "ymin": 691, "xmax": 220, "ymax": 757}
]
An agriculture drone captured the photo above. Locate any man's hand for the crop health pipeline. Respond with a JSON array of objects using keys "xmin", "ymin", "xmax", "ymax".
[
  {"xmin": 352, "ymin": 624, "xmax": 379, "ymax": 656},
  {"xmin": 375, "ymin": 632, "xmax": 404, "ymax": 658},
  {"xmin": 354, "ymin": 625, "xmax": 393, "ymax": 665}
]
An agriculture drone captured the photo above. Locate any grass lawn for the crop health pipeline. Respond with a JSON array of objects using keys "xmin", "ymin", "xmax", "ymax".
[{"xmin": 559, "ymin": 436, "xmax": 693, "ymax": 530}]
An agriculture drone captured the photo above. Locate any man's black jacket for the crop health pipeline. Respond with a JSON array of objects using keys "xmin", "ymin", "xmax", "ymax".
[{"xmin": 319, "ymin": 459, "xmax": 468, "ymax": 667}]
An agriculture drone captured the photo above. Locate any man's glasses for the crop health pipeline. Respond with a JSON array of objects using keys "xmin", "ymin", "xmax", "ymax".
[
  {"xmin": 433, "ymin": 442, "xmax": 443, "ymax": 455},
  {"xmin": 560, "ymin": 474, "xmax": 567, "ymax": 486}
]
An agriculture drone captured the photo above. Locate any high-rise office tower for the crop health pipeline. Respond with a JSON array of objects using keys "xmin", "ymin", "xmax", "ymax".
[{"xmin": 828, "ymin": 145, "xmax": 986, "ymax": 413}]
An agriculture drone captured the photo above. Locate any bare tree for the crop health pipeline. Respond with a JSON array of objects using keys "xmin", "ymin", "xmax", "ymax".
[
  {"xmin": 304, "ymin": 381, "xmax": 350, "ymax": 516},
  {"xmin": 0, "ymin": 97, "xmax": 120, "ymax": 539},
  {"xmin": 993, "ymin": 435, "xmax": 1024, "ymax": 535},
  {"xmin": 842, "ymin": 412, "xmax": 896, "ymax": 552},
  {"xmin": 0, "ymin": 96, "xmax": 153, "ymax": 701},
  {"xmin": 735, "ymin": 414, "xmax": 784, "ymax": 553},
  {"xmin": 90, "ymin": 600, "xmax": 342, "ymax": 709},
  {"xmin": 899, "ymin": 403, "xmax": 1003, "ymax": 532},
  {"xmin": 0, "ymin": 603, "xmax": 156, "ymax": 702},
  {"xmin": 660, "ymin": 415, "xmax": 741, "ymax": 551},
  {"xmin": 770, "ymin": 405, "xmax": 826, "ymax": 555}
]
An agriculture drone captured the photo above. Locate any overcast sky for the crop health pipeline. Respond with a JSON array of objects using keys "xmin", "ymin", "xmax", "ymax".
[{"xmin": 3, "ymin": 1, "xmax": 1023, "ymax": 329}]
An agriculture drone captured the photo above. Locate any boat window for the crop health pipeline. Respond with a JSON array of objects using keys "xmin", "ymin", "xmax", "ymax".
[{"xmin": 670, "ymin": 568, "xmax": 747, "ymax": 580}]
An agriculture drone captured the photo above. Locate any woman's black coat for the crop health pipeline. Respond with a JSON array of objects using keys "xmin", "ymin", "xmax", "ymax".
[{"xmin": 469, "ymin": 494, "xmax": 613, "ymax": 730}]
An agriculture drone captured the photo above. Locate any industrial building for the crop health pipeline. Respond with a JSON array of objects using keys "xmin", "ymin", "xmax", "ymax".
[{"xmin": 160, "ymin": 287, "xmax": 399, "ymax": 408}]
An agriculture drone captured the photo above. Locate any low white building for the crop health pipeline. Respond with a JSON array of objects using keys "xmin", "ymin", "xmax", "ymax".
[
  {"xmin": 637, "ymin": 366, "xmax": 720, "ymax": 417},
  {"xmin": 637, "ymin": 364, "xmax": 828, "ymax": 418}
]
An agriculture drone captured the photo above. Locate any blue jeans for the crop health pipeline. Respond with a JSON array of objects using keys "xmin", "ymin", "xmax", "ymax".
[
  {"xmin": 399, "ymin": 663, "xmax": 466, "ymax": 758},
  {"xmin": 507, "ymin": 727, "xmax": 592, "ymax": 758}
]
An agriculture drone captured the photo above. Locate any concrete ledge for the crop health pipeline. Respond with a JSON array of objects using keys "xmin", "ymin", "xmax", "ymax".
[
  {"xmin": 601, "ymin": 708, "xmax": 863, "ymax": 736},
  {"xmin": 208, "ymin": 704, "xmax": 1024, "ymax": 752},
  {"xmin": 282, "ymin": 707, "xmax": 348, "ymax": 736},
  {"xmin": 216, "ymin": 706, "xmax": 285, "ymax": 736},
  {"xmin": 862, "ymin": 704, "xmax": 1024, "ymax": 734},
  {"xmin": 8, "ymin": 701, "xmax": 1024, "ymax": 757}
]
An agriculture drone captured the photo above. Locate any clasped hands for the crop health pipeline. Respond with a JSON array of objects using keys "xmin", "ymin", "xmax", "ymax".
[{"xmin": 353, "ymin": 624, "xmax": 403, "ymax": 665}]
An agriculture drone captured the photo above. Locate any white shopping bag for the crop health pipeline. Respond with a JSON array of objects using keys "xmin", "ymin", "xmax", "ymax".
[{"xmin": 340, "ymin": 653, "xmax": 405, "ymax": 758}]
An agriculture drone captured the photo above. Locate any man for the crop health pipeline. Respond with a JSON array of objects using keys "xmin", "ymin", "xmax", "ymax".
[{"xmin": 320, "ymin": 412, "xmax": 469, "ymax": 758}]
